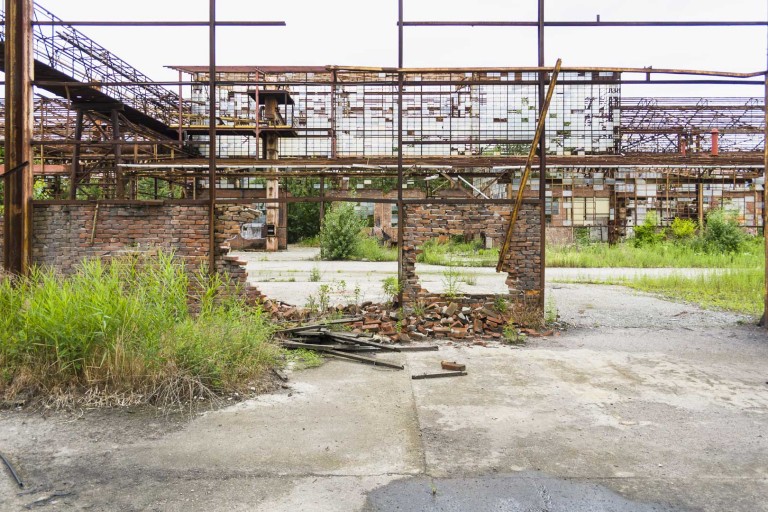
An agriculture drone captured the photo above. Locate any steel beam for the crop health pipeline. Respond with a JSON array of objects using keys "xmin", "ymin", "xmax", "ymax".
[
  {"xmin": 496, "ymin": 59, "xmax": 562, "ymax": 272},
  {"xmin": 208, "ymin": 0, "xmax": 217, "ymax": 273},
  {"xmin": 3, "ymin": 0, "xmax": 34, "ymax": 275}
]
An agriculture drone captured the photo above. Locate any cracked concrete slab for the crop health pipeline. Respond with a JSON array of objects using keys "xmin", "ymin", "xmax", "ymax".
[{"xmin": 1, "ymin": 283, "xmax": 767, "ymax": 511}]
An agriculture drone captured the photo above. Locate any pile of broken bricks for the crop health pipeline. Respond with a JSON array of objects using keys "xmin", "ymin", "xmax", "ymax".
[
  {"xmin": 265, "ymin": 298, "xmax": 555, "ymax": 342},
  {"xmin": 348, "ymin": 301, "xmax": 555, "ymax": 341}
]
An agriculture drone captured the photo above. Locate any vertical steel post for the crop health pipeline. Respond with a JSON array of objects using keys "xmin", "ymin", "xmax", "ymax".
[
  {"xmin": 396, "ymin": 0, "xmax": 405, "ymax": 304},
  {"xmin": 3, "ymin": 0, "xmax": 34, "ymax": 275},
  {"xmin": 112, "ymin": 109, "xmax": 124, "ymax": 198},
  {"xmin": 178, "ymin": 69, "xmax": 184, "ymax": 144},
  {"xmin": 69, "ymin": 109, "xmax": 84, "ymax": 200},
  {"xmin": 208, "ymin": 0, "xmax": 217, "ymax": 272},
  {"xmin": 537, "ymin": 0, "xmax": 547, "ymax": 307},
  {"xmin": 763, "ymin": 46, "xmax": 768, "ymax": 327}
]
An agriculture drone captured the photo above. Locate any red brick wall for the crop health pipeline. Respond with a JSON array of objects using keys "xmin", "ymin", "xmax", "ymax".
[
  {"xmin": 28, "ymin": 202, "xmax": 262, "ymax": 302},
  {"xmin": 402, "ymin": 201, "xmax": 542, "ymax": 305}
]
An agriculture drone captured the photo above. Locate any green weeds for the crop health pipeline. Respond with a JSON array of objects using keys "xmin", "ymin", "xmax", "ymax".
[{"xmin": 0, "ymin": 253, "xmax": 279, "ymax": 408}]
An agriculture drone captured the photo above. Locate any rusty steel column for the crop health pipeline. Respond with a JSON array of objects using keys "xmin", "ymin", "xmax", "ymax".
[
  {"xmin": 3, "ymin": 0, "xmax": 34, "ymax": 275},
  {"xmin": 537, "ymin": 0, "xmax": 547, "ymax": 306},
  {"xmin": 208, "ymin": 0, "xmax": 217, "ymax": 273},
  {"xmin": 265, "ymin": 96, "xmax": 280, "ymax": 252},
  {"xmin": 112, "ymin": 109, "xmax": 125, "ymax": 198},
  {"xmin": 763, "ymin": 69, "xmax": 768, "ymax": 327},
  {"xmin": 396, "ymin": 0, "xmax": 405, "ymax": 304}
]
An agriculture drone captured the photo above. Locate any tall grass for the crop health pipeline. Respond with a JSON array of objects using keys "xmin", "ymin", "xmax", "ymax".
[
  {"xmin": 418, "ymin": 239, "xmax": 499, "ymax": 267},
  {"xmin": 351, "ymin": 235, "xmax": 398, "ymax": 262},
  {"xmin": 617, "ymin": 268, "xmax": 763, "ymax": 316},
  {"xmin": 0, "ymin": 252, "xmax": 279, "ymax": 408},
  {"xmin": 547, "ymin": 238, "xmax": 764, "ymax": 269}
]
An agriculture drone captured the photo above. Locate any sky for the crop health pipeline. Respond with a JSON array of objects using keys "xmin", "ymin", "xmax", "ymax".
[{"xmin": 28, "ymin": 0, "xmax": 768, "ymax": 97}]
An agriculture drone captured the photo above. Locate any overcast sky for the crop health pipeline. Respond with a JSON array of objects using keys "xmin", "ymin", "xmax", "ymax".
[{"xmin": 32, "ymin": 0, "xmax": 768, "ymax": 97}]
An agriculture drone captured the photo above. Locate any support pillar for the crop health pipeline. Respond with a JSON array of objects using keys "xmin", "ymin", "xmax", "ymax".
[
  {"xmin": 3, "ymin": 0, "xmax": 34, "ymax": 275},
  {"xmin": 69, "ymin": 109, "xmax": 84, "ymax": 200},
  {"xmin": 112, "ymin": 109, "xmax": 125, "ymax": 198},
  {"xmin": 264, "ymin": 95, "xmax": 280, "ymax": 252}
]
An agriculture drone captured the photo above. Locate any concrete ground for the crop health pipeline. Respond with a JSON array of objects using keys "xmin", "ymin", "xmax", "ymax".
[
  {"xmin": 241, "ymin": 246, "xmax": 720, "ymax": 306},
  {"xmin": 0, "ymin": 250, "xmax": 766, "ymax": 511}
]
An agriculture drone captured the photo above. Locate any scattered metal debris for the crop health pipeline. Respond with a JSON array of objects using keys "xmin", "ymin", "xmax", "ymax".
[
  {"xmin": 278, "ymin": 317, "xmax": 418, "ymax": 370},
  {"xmin": 0, "ymin": 451, "xmax": 23, "ymax": 488},
  {"xmin": 412, "ymin": 371, "xmax": 468, "ymax": 380},
  {"xmin": 24, "ymin": 491, "xmax": 73, "ymax": 509}
]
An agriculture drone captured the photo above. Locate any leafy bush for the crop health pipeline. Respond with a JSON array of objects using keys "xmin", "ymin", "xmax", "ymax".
[
  {"xmin": 632, "ymin": 212, "xmax": 665, "ymax": 247},
  {"xmin": 319, "ymin": 202, "xmax": 366, "ymax": 260},
  {"xmin": 703, "ymin": 208, "xmax": 745, "ymax": 253},
  {"xmin": 574, "ymin": 227, "xmax": 592, "ymax": 246},
  {"xmin": 670, "ymin": 217, "xmax": 697, "ymax": 240}
]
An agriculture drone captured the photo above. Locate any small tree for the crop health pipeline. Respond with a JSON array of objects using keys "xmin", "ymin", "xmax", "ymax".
[{"xmin": 319, "ymin": 202, "xmax": 366, "ymax": 260}]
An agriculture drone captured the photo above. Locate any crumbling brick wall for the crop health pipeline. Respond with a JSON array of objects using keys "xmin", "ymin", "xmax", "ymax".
[
  {"xmin": 32, "ymin": 203, "xmax": 210, "ymax": 273},
  {"xmin": 401, "ymin": 200, "xmax": 542, "ymax": 305},
  {"xmin": 28, "ymin": 201, "xmax": 262, "ymax": 301}
]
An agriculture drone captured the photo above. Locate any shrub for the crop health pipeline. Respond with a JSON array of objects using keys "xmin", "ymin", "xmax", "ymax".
[
  {"xmin": 670, "ymin": 217, "xmax": 697, "ymax": 240},
  {"xmin": 703, "ymin": 208, "xmax": 746, "ymax": 253},
  {"xmin": 319, "ymin": 202, "xmax": 366, "ymax": 260},
  {"xmin": 632, "ymin": 212, "xmax": 665, "ymax": 247}
]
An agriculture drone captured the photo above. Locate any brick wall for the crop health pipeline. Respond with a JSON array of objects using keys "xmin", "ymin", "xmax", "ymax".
[
  {"xmin": 32, "ymin": 203, "xmax": 210, "ymax": 273},
  {"xmin": 402, "ymin": 201, "xmax": 542, "ymax": 305},
  {"xmin": 27, "ymin": 202, "xmax": 263, "ymax": 302}
]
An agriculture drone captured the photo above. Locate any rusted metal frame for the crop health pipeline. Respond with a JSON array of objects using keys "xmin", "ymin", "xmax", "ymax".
[
  {"xmin": 396, "ymin": 0, "xmax": 405, "ymax": 305},
  {"xmin": 214, "ymin": 197, "xmax": 541, "ymax": 205},
  {"xmin": 68, "ymin": 109, "xmax": 84, "ymax": 199},
  {"xmin": 334, "ymin": 65, "xmax": 764, "ymax": 78},
  {"xmin": 208, "ymin": 0, "xmax": 217, "ymax": 273},
  {"xmin": 3, "ymin": 0, "xmax": 34, "ymax": 274},
  {"xmin": 537, "ymin": 0, "xmax": 547, "ymax": 304},
  {"xmin": 177, "ymin": 69, "xmax": 184, "ymax": 144},
  {"xmin": 33, "ymin": 197, "xmax": 540, "ymax": 207},
  {"xmin": 32, "ymin": 76, "xmax": 762, "ymax": 88},
  {"xmin": 32, "ymin": 21, "xmax": 285, "ymax": 27},
  {"xmin": 496, "ymin": 59, "xmax": 562, "ymax": 273},
  {"xmin": 112, "ymin": 109, "xmax": 124, "ymax": 198},
  {"xmin": 764, "ymin": 66, "xmax": 768, "ymax": 327},
  {"xmin": 401, "ymin": 21, "xmax": 768, "ymax": 27},
  {"xmin": 36, "ymin": 141, "xmax": 186, "ymax": 147}
]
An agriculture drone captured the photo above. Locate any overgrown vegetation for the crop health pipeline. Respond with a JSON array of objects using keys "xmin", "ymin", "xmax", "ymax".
[
  {"xmin": 381, "ymin": 276, "xmax": 401, "ymax": 303},
  {"xmin": 548, "ymin": 238, "xmax": 763, "ymax": 269},
  {"xmin": 0, "ymin": 253, "xmax": 280, "ymax": 408},
  {"xmin": 286, "ymin": 178, "xmax": 322, "ymax": 244},
  {"xmin": 318, "ymin": 202, "xmax": 397, "ymax": 262},
  {"xmin": 549, "ymin": 209, "xmax": 762, "ymax": 269},
  {"xmin": 418, "ymin": 237, "xmax": 499, "ymax": 267},
  {"xmin": 352, "ymin": 235, "xmax": 398, "ymax": 262},
  {"xmin": 568, "ymin": 269, "xmax": 762, "ymax": 316},
  {"xmin": 319, "ymin": 202, "xmax": 367, "ymax": 260}
]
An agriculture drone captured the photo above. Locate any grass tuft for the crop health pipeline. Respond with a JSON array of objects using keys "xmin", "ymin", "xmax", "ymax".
[
  {"xmin": 547, "ymin": 238, "xmax": 763, "ymax": 269},
  {"xmin": 0, "ymin": 252, "xmax": 280, "ymax": 409}
]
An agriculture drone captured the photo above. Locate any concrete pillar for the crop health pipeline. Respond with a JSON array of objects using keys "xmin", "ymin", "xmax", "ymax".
[{"xmin": 264, "ymin": 97, "xmax": 280, "ymax": 252}]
